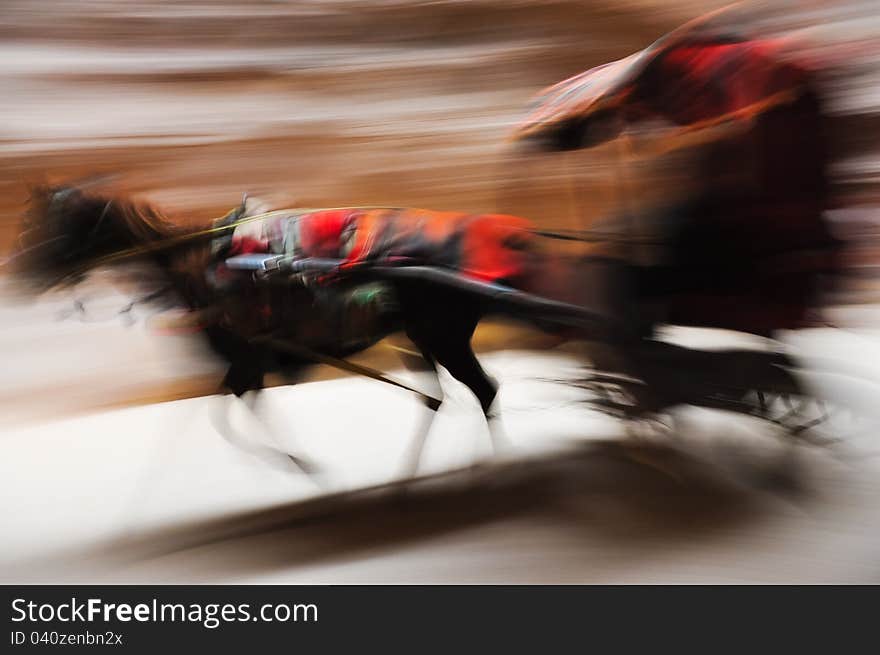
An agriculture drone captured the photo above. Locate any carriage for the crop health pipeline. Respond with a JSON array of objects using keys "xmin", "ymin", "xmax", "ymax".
[{"xmin": 494, "ymin": 8, "xmax": 845, "ymax": 432}]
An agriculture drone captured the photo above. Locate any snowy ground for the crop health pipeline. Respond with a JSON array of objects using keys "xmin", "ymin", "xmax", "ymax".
[{"xmin": 3, "ymin": 285, "xmax": 880, "ymax": 583}]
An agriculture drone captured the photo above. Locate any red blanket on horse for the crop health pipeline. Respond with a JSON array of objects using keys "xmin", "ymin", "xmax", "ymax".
[{"xmin": 226, "ymin": 207, "xmax": 537, "ymax": 286}]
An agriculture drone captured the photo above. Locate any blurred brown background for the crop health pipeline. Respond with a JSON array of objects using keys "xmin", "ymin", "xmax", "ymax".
[
  {"xmin": 0, "ymin": 0, "xmax": 740, "ymax": 252},
  {"xmin": 2, "ymin": 1, "xmax": 876, "ymax": 249}
]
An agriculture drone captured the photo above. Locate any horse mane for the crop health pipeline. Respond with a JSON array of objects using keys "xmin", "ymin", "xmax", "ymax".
[
  {"xmin": 105, "ymin": 193, "xmax": 185, "ymax": 245},
  {"xmin": 101, "ymin": 193, "xmax": 216, "ymax": 295},
  {"xmin": 24, "ymin": 183, "xmax": 188, "ymax": 249},
  {"xmin": 17, "ymin": 183, "xmax": 219, "ymax": 294}
]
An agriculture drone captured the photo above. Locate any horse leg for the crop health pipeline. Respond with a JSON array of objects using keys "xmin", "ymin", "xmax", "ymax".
[
  {"xmin": 430, "ymin": 334, "xmax": 507, "ymax": 458},
  {"xmin": 241, "ymin": 386, "xmax": 320, "ymax": 478},
  {"xmin": 211, "ymin": 359, "xmax": 319, "ymax": 479},
  {"xmin": 396, "ymin": 340, "xmax": 444, "ymax": 478},
  {"xmin": 407, "ymin": 311, "xmax": 506, "ymax": 462}
]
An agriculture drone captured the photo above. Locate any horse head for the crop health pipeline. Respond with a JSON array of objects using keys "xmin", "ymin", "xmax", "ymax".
[{"xmin": 7, "ymin": 182, "xmax": 176, "ymax": 293}]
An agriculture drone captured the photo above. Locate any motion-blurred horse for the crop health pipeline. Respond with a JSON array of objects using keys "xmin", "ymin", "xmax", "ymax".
[{"xmin": 8, "ymin": 184, "xmax": 607, "ymax": 476}]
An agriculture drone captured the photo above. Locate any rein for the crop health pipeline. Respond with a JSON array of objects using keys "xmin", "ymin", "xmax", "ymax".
[
  {"xmin": 59, "ymin": 285, "xmax": 174, "ymax": 325},
  {"xmin": 251, "ymin": 334, "xmax": 442, "ymax": 411}
]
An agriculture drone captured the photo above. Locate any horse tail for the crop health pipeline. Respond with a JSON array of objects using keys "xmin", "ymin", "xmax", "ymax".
[{"xmin": 287, "ymin": 258, "xmax": 615, "ymax": 338}]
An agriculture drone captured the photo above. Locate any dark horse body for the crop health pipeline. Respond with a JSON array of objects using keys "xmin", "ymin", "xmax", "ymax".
[{"xmin": 11, "ymin": 186, "xmax": 612, "ymax": 473}]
